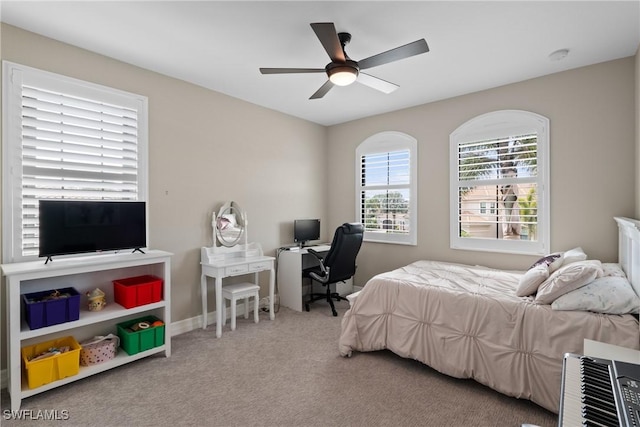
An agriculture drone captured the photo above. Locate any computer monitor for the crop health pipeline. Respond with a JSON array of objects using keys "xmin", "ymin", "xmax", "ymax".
[{"xmin": 294, "ymin": 219, "xmax": 320, "ymax": 247}]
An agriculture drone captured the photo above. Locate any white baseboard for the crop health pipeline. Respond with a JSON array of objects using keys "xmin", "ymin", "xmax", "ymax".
[{"xmin": 0, "ymin": 304, "xmax": 244, "ymax": 391}]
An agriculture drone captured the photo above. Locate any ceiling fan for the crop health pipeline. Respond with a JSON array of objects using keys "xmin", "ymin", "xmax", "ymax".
[{"xmin": 259, "ymin": 22, "xmax": 430, "ymax": 99}]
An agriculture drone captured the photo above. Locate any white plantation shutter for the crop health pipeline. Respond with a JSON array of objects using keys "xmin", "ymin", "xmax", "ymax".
[
  {"xmin": 456, "ymin": 135, "xmax": 538, "ymax": 182},
  {"xmin": 360, "ymin": 150, "xmax": 411, "ymax": 235},
  {"xmin": 449, "ymin": 110, "xmax": 549, "ymax": 255},
  {"xmin": 2, "ymin": 62, "xmax": 148, "ymax": 262},
  {"xmin": 356, "ymin": 132, "xmax": 417, "ymax": 245},
  {"xmin": 455, "ymin": 134, "xmax": 538, "ymax": 240}
]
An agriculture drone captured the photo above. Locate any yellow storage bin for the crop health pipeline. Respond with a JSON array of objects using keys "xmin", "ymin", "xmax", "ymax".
[{"xmin": 21, "ymin": 336, "xmax": 81, "ymax": 389}]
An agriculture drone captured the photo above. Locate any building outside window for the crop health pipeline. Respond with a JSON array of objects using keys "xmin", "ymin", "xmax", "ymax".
[{"xmin": 450, "ymin": 110, "xmax": 549, "ymax": 255}]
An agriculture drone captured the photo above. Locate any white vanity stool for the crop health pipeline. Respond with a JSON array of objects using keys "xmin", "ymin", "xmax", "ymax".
[{"xmin": 221, "ymin": 282, "xmax": 260, "ymax": 331}]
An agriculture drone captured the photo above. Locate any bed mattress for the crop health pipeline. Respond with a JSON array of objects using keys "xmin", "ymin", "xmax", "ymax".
[{"xmin": 338, "ymin": 260, "xmax": 640, "ymax": 413}]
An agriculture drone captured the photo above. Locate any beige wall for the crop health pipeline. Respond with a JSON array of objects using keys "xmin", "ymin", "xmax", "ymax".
[
  {"xmin": 0, "ymin": 24, "xmax": 328, "ymax": 348},
  {"xmin": 328, "ymin": 57, "xmax": 637, "ymax": 284}
]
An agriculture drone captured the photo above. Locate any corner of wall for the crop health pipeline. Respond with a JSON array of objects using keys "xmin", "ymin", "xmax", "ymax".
[{"xmin": 636, "ymin": 46, "xmax": 640, "ymax": 218}]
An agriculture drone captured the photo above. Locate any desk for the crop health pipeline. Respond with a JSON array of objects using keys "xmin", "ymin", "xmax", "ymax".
[
  {"xmin": 201, "ymin": 245, "xmax": 275, "ymax": 338},
  {"xmin": 277, "ymin": 245, "xmax": 352, "ymax": 312}
]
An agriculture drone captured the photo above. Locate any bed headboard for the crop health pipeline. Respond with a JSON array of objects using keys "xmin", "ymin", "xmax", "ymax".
[{"xmin": 614, "ymin": 217, "xmax": 640, "ymax": 298}]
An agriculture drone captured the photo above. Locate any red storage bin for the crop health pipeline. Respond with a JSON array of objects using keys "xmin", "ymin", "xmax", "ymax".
[{"xmin": 113, "ymin": 275, "xmax": 162, "ymax": 308}]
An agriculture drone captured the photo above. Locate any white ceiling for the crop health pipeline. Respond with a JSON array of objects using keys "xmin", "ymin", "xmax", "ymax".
[{"xmin": 2, "ymin": 1, "xmax": 639, "ymax": 126}]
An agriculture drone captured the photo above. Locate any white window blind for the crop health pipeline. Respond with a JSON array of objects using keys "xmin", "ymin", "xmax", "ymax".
[
  {"xmin": 456, "ymin": 134, "xmax": 538, "ymax": 241},
  {"xmin": 449, "ymin": 110, "xmax": 549, "ymax": 255},
  {"xmin": 360, "ymin": 150, "xmax": 411, "ymax": 236},
  {"xmin": 356, "ymin": 132, "xmax": 417, "ymax": 245},
  {"xmin": 457, "ymin": 135, "xmax": 538, "ymax": 182},
  {"xmin": 3, "ymin": 62, "xmax": 148, "ymax": 262}
]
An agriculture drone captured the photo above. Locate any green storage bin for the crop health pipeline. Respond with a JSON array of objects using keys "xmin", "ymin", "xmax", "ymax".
[{"xmin": 116, "ymin": 315, "xmax": 165, "ymax": 355}]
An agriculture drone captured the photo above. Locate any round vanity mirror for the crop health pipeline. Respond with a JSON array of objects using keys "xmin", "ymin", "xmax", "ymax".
[{"xmin": 215, "ymin": 201, "xmax": 246, "ymax": 247}]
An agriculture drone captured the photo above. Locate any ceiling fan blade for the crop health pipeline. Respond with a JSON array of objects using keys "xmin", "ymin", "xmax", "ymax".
[
  {"xmin": 357, "ymin": 73, "xmax": 399, "ymax": 94},
  {"xmin": 310, "ymin": 22, "xmax": 346, "ymax": 63},
  {"xmin": 310, "ymin": 80, "xmax": 334, "ymax": 99},
  {"xmin": 358, "ymin": 39, "xmax": 429, "ymax": 70},
  {"xmin": 260, "ymin": 68, "xmax": 325, "ymax": 74}
]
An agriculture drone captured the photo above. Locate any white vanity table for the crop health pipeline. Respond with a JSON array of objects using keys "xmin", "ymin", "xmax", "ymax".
[
  {"xmin": 200, "ymin": 201, "xmax": 275, "ymax": 338},
  {"xmin": 201, "ymin": 244, "xmax": 274, "ymax": 338}
]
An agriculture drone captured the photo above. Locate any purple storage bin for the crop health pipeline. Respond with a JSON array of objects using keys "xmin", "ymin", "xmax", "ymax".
[{"xmin": 22, "ymin": 287, "xmax": 81, "ymax": 330}]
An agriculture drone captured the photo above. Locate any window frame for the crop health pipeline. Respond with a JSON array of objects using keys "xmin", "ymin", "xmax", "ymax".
[
  {"xmin": 2, "ymin": 61, "xmax": 149, "ymax": 263},
  {"xmin": 449, "ymin": 110, "xmax": 550, "ymax": 255},
  {"xmin": 355, "ymin": 131, "xmax": 417, "ymax": 245}
]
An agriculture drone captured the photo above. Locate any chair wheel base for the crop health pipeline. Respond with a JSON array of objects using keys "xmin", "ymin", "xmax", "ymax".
[{"xmin": 305, "ymin": 291, "xmax": 345, "ymax": 317}]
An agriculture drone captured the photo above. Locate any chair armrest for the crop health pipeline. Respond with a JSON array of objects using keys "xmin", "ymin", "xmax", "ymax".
[
  {"xmin": 307, "ymin": 248, "xmax": 323, "ymax": 261},
  {"xmin": 307, "ymin": 248, "xmax": 328, "ymax": 276},
  {"xmin": 309, "ymin": 270, "xmax": 329, "ymax": 283}
]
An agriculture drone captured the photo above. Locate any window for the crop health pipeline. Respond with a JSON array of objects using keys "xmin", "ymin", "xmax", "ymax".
[
  {"xmin": 2, "ymin": 62, "xmax": 148, "ymax": 263},
  {"xmin": 356, "ymin": 131, "xmax": 417, "ymax": 245},
  {"xmin": 449, "ymin": 110, "xmax": 549, "ymax": 255}
]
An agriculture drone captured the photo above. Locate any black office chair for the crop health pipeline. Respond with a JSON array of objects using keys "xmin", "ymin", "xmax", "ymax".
[{"xmin": 304, "ymin": 223, "xmax": 364, "ymax": 316}]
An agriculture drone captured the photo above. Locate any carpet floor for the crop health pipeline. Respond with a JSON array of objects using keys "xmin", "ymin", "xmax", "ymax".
[{"xmin": 1, "ymin": 299, "xmax": 557, "ymax": 426}]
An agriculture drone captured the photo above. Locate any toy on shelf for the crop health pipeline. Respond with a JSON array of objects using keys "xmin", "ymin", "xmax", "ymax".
[{"xmin": 86, "ymin": 288, "xmax": 107, "ymax": 311}]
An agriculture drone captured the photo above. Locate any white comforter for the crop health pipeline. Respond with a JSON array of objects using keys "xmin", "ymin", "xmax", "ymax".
[{"xmin": 339, "ymin": 260, "xmax": 640, "ymax": 413}]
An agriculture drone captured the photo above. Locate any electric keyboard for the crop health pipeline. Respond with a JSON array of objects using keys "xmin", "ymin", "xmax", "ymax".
[{"xmin": 559, "ymin": 353, "xmax": 640, "ymax": 427}]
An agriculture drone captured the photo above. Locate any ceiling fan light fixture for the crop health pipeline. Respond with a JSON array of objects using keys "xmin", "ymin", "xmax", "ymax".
[
  {"xmin": 260, "ymin": 23, "xmax": 430, "ymax": 99},
  {"xmin": 328, "ymin": 66, "xmax": 358, "ymax": 86}
]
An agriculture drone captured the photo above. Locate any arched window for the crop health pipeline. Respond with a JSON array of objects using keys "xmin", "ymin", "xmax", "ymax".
[
  {"xmin": 356, "ymin": 131, "xmax": 417, "ymax": 245},
  {"xmin": 450, "ymin": 110, "xmax": 549, "ymax": 254}
]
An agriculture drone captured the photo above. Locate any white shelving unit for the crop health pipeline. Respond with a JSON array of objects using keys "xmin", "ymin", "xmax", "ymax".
[{"xmin": 1, "ymin": 250, "xmax": 172, "ymax": 411}]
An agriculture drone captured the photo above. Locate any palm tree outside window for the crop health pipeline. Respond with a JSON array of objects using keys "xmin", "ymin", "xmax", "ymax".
[{"xmin": 449, "ymin": 110, "xmax": 549, "ymax": 255}]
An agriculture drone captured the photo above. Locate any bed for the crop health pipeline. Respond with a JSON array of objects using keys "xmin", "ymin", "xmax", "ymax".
[{"xmin": 339, "ymin": 217, "xmax": 640, "ymax": 413}]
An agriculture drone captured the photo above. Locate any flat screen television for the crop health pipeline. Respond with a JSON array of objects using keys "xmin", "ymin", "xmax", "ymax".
[
  {"xmin": 39, "ymin": 200, "xmax": 146, "ymax": 261},
  {"xmin": 294, "ymin": 219, "xmax": 320, "ymax": 247}
]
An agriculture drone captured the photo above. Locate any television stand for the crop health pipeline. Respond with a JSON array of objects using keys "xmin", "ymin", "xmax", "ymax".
[
  {"xmin": 1, "ymin": 250, "xmax": 172, "ymax": 410},
  {"xmin": 132, "ymin": 247, "xmax": 146, "ymax": 254}
]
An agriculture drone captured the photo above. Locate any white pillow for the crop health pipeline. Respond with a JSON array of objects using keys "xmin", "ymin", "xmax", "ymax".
[
  {"xmin": 552, "ymin": 276, "xmax": 640, "ymax": 314},
  {"xmin": 535, "ymin": 260, "xmax": 603, "ymax": 305},
  {"xmin": 516, "ymin": 265, "xmax": 549, "ymax": 297},
  {"xmin": 602, "ymin": 263, "xmax": 627, "ymax": 278},
  {"xmin": 561, "ymin": 247, "xmax": 587, "ymax": 266},
  {"xmin": 530, "ymin": 252, "xmax": 564, "ymax": 273}
]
